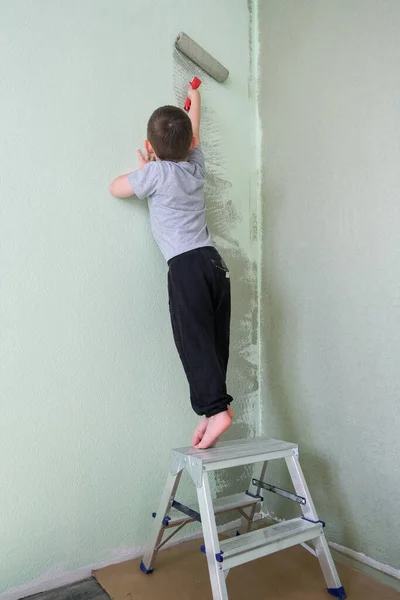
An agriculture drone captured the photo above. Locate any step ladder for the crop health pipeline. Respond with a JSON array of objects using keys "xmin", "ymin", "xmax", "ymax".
[{"xmin": 140, "ymin": 437, "xmax": 347, "ymax": 600}]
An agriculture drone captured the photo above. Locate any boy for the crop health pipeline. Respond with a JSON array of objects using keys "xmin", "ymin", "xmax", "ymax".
[{"xmin": 110, "ymin": 87, "xmax": 233, "ymax": 449}]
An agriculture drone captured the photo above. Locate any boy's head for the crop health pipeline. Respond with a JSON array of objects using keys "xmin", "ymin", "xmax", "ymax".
[{"xmin": 146, "ymin": 105, "xmax": 194, "ymax": 162}]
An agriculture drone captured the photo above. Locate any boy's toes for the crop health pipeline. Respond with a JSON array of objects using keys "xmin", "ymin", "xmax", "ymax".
[
  {"xmin": 192, "ymin": 416, "xmax": 208, "ymax": 447},
  {"xmin": 195, "ymin": 410, "xmax": 232, "ymax": 449},
  {"xmin": 192, "ymin": 430, "xmax": 203, "ymax": 447}
]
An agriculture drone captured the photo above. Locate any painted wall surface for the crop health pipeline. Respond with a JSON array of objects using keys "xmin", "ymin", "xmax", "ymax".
[
  {"xmin": 260, "ymin": 0, "xmax": 400, "ymax": 569},
  {"xmin": 0, "ymin": 1, "xmax": 259, "ymax": 595}
]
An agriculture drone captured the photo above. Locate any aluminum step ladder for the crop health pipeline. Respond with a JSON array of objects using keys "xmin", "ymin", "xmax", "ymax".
[{"xmin": 140, "ymin": 437, "xmax": 347, "ymax": 600}]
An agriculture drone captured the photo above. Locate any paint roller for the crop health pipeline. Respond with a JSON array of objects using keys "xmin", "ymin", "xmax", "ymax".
[{"xmin": 175, "ymin": 32, "xmax": 229, "ymax": 111}]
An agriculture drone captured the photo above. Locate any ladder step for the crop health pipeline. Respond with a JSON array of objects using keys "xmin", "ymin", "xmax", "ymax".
[
  {"xmin": 167, "ymin": 492, "xmax": 261, "ymax": 527},
  {"xmin": 218, "ymin": 518, "xmax": 324, "ymax": 570},
  {"xmin": 172, "ymin": 437, "xmax": 298, "ymax": 473}
]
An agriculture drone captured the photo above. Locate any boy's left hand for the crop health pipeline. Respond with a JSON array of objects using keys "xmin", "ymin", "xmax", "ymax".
[{"xmin": 137, "ymin": 148, "xmax": 155, "ymax": 169}]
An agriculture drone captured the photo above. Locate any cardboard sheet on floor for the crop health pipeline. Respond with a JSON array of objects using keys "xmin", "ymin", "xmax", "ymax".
[{"xmin": 94, "ymin": 537, "xmax": 399, "ymax": 600}]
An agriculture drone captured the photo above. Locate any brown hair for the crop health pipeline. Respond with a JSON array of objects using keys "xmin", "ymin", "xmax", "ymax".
[{"xmin": 147, "ymin": 105, "xmax": 193, "ymax": 161}]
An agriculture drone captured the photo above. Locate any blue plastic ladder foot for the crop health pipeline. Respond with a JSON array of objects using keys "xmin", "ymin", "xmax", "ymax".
[
  {"xmin": 328, "ymin": 586, "xmax": 347, "ymax": 599},
  {"xmin": 140, "ymin": 560, "xmax": 154, "ymax": 575}
]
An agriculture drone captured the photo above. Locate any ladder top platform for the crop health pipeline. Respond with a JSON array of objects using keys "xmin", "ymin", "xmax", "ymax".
[{"xmin": 172, "ymin": 437, "xmax": 298, "ymax": 471}]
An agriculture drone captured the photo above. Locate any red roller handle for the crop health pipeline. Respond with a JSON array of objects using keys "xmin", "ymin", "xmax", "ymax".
[{"xmin": 184, "ymin": 76, "xmax": 202, "ymax": 112}]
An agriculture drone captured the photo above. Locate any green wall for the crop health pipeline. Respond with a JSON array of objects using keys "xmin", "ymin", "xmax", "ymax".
[
  {"xmin": 0, "ymin": 1, "xmax": 259, "ymax": 595},
  {"xmin": 4, "ymin": 0, "xmax": 398, "ymax": 593},
  {"xmin": 260, "ymin": 0, "xmax": 400, "ymax": 571}
]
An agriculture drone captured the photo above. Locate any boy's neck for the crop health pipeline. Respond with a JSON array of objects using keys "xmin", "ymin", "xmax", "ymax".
[{"xmin": 156, "ymin": 156, "xmax": 189, "ymax": 163}]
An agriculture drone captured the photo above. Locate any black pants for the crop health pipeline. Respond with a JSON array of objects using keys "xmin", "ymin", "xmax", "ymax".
[{"xmin": 168, "ymin": 246, "xmax": 233, "ymax": 417}]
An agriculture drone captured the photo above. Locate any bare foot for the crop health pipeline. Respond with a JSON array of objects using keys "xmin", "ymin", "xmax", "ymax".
[
  {"xmin": 206, "ymin": 406, "xmax": 234, "ymax": 447},
  {"xmin": 195, "ymin": 408, "xmax": 233, "ymax": 449},
  {"xmin": 192, "ymin": 416, "xmax": 208, "ymax": 447}
]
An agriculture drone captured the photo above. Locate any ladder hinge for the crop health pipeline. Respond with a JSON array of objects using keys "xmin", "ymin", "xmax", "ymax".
[
  {"xmin": 302, "ymin": 516, "xmax": 326, "ymax": 527},
  {"xmin": 245, "ymin": 489, "xmax": 264, "ymax": 500},
  {"xmin": 252, "ymin": 479, "xmax": 306, "ymax": 505},
  {"xmin": 172, "ymin": 500, "xmax": 201, "ymax": 522}
]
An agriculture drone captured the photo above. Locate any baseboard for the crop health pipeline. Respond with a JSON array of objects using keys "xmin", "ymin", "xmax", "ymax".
[
  {"xmin": 329, "ymin": 542, "xmax": 400, "ymax": 591},
  {"xmin": 0, "ymin": 517, "xmax": 245, "ymax": 600}
]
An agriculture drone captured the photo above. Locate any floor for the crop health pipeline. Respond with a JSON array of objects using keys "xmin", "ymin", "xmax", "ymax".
[
  {"xmin": 24, "ymin": 579, "xmax": 109, "ymax": 600},
  {"xmin": 23, "ymin": 547, "xmax": 400, "ymax": 600},
  {"xmin": 93, "ymin": 538, "xmax": 400, "ymax": 600}
]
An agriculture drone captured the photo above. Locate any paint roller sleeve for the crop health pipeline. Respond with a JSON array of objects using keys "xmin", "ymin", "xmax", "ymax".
[{"xmin": 175, "ymin": 32, "xmax": 229, "ymax": 83}]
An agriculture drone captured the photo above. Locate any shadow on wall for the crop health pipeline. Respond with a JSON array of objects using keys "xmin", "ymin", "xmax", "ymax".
[
  {"xmin": 261, "ymin": 183, "xmax": 356, "ymax": 549},
  {"xmin": 173, "ymin": 50, "xmax": 258, "ymax": 495}
]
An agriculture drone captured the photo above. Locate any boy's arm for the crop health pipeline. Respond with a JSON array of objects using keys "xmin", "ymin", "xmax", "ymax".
[
  {"xmin": 109, "ymin": 174, "xmax": 135, "ymax": 198},
  {"xmin": 187, "ymin": 88, "xmax": 201, "ymax": 146},
  {"xmin": 109, "ymin": 149, "xmax": 154, "ymax": 198}
]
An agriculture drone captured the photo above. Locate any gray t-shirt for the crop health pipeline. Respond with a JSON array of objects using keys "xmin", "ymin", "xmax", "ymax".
[{"xmin": 128, "ymin": 146, "xmax": 213, "ymax": 262}]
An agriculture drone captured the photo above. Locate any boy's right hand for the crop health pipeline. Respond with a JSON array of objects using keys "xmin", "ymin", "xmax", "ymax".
[
  {"xmin": 187, "ymin": 86, "xmax": 200, "ymax": 100},
  {"xmin": 187, "ymin": 87, "xmax": 201, "ymax": 145},
  {"xmin": 137, "ymin": 149, "xmax": 155, "ymax": 169}
]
